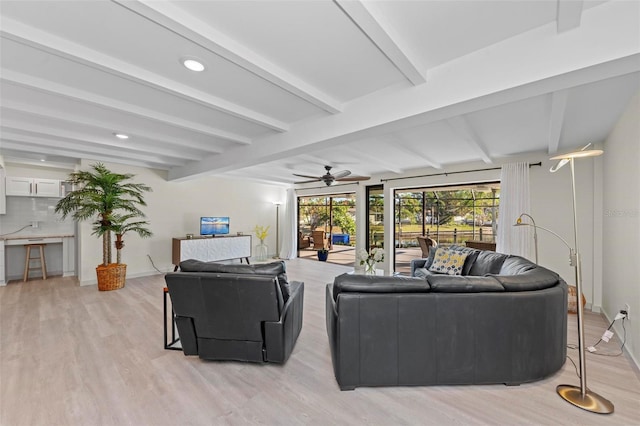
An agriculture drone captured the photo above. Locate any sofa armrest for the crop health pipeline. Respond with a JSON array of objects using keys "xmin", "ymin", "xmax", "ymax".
[
  {"xmin": 264, "ymin": 281, "xmax": 304, "ymax": 363},
  {"xmin": 410, "ymin": 258, "xmax": 428, "ymax": 276}
]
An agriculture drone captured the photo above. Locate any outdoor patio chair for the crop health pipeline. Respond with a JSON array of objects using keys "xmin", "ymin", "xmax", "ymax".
[
  {"xmin": 417, "ymin": 236, "xmax": 437, "ymax": 258},
  {"xmin": 312, "ymin": 230, "xmax": 328, "ymax": 250}
]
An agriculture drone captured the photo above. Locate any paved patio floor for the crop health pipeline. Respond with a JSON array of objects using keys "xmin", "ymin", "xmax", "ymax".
[{"xmin": 297, "ymin": 245, "xmax": 422, "ymax": 275}]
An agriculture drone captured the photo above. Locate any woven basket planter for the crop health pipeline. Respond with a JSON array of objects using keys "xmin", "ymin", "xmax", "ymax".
[
  {"xmin": 96, "ymin": 263, "xmax": 127, "ymax": 291},
  {"xmin": 567, "ymin": 285, "xmax": 586, "ymax": 314}
]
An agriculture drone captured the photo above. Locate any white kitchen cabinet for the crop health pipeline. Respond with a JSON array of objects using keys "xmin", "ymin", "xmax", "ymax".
[{"xmin": 5, "ymin": 177, "xmax": 61, "ymax": 197}]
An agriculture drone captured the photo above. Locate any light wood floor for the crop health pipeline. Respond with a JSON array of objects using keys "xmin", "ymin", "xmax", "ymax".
[{"xmin": 1, "ymin": 259, "xmax": 639, "ymax": 425}]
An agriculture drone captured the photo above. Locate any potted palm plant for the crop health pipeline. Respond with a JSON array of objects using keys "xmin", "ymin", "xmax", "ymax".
[
  {"xmin": 55, "ymin": 163, "xmax": 152, "ymax": 291},
  {"xmin": 104, "ymin": 213, "xmax": 153, "ymax": 264}
]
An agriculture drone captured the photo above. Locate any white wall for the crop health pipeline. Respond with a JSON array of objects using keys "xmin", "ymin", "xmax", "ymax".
[
  {"xmin": 75, "ymin": 160, "xmax": 287, "ymax": 285},
  {"xmin": 1, "ymin": 161, "xmax": 287, "ymax": 284},
  {"xmin": 602, "ymin": 90, "xmax": 640, "ymax": 367}
]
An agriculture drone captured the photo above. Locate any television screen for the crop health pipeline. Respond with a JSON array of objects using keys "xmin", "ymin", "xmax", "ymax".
[{"xmin": 200, "ymin": 216, "xmax": 230, "ymax": 236}]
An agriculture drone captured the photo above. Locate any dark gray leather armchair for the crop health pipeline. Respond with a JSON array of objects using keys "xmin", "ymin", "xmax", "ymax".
[{"xmin": 165, "ymin": 260, "xmax": 303, "ymax": 363}]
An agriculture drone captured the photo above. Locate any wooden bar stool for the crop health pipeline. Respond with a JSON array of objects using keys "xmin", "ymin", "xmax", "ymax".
[{"xmin": 23, "ymin": 244, "xmax": 47, "ymax": 282}]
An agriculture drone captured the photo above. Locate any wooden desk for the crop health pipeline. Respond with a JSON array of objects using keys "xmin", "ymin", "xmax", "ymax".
[{"xmin": 172, "ymin": 235, "xmax": 252, "ymax": 270}]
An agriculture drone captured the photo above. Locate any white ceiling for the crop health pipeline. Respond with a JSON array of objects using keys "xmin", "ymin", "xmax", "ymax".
[{"xmin": 1, "ymin": 0, "xmax": 638, "ymax": 185}]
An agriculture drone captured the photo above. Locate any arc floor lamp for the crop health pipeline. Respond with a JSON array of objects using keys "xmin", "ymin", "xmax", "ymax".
[{"xmin": 516, "ymin": 145, "xmax": 612, "ymax": 414}]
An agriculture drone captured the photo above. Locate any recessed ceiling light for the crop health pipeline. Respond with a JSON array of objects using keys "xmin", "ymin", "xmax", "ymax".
[
  {"xmin": 40, "ymin": 158, "xmax": 46, "ymax": 162},
  {"xmin": 182, "ymin": 57, "xmax": 205, "ymax": 72},
  {"xmin": 113, "ymin": 133, "xmax": 129, "ymax": 140}
]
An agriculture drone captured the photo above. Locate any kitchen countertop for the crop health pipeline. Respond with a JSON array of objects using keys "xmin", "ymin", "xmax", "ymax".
[{"xmin": 0, "ymin": 234, "xmax": 75, "ymax": 241}]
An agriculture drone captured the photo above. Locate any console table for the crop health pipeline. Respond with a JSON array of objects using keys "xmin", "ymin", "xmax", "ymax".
[{"xmin": 172, "ymin": 235, "xmax": 251, "ymax": 271}]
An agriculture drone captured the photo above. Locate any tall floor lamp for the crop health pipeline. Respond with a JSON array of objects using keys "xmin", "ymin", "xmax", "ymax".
[
  {"xmin": 273, "ymin": 201, "xmax": 282, "ymax": 259},
  {"xmin": 534, "ymin": 145, "xmax": 612, "ymax": 414},
  {"xmin": 514, "ymin": 213, "xmax": 538, "ymax": 264}
]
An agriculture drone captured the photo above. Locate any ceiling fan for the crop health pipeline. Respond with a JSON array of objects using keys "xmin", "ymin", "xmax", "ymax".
[{"xmin": 293, "ymin": 165, "xmax": 370, "ymax": 186}]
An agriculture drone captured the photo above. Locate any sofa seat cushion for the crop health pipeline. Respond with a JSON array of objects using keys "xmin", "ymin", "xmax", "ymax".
[
  {"xmin": 333, "ymin": 273, "xmax": 430, "ymax": 301},
  {"xmin": 414, "ymin": 267, "xmax": 437, "ymax": 278},
  {"xmin": 468, "ymin": 251, "xmax": 509, "ymax": 276},
  {"xmin": 428, "ymin": 247, "xmax": 469, "ymax": 275},
  {"xmin": 179, "ymin": 259, "xmax": 291, "ymax": 301},
  {"xmin": 426, "ymin": 275, "xmax": 504, "ymax": 293}
]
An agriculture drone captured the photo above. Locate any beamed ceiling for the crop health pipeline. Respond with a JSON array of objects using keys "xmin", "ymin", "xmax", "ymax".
[{"xmin": 0, "ymin": 0, "xmax": 638, "ymax": 185}]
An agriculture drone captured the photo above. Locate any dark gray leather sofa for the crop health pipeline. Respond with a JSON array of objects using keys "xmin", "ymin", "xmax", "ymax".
[
  {"xmin": 165, "ymin": 260, "xmax": 304, "ymax": 363},
  {"xmin": 326, "ymin": 249, "xmax": 567, "ymax": 390}
]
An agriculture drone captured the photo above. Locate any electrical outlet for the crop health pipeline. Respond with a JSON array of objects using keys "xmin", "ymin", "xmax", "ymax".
[{"xmin": 623, "ymin": 303, "xmax": 630, "ymax": 319}]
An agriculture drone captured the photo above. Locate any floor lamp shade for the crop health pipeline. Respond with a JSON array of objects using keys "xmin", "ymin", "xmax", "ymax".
[{"xmin": 550, "ymin": 147, "xmax": 613, "ymax": 414}]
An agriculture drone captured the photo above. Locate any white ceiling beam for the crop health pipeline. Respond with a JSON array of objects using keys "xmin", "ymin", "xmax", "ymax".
[
  {"xmin": 0, "ymin": 71, "xmax": 252, "ymax": 145},
  {"xmin": 168, "ymin": 1, "xmax": 640, "ymax": 180},
  {"xmin": 1, "ymin": 124, "xmax": 203, "ymax": 162},
  {"xmin": 557, "ymin": 0, "xmax": 584, "ymax": 33},
  {"xmin": 112, "ymin": 0, "xmax": 342, "ymax": 114},
  {"xmin": 0, "ymin": 18, "xmax": 288, "ymax": 132},
  {"xmin": 397, "ymin": 144, "xmax": 443, "ymax": 170},
  {"xmin": 1, "ymin": 140, "xmax": 178, "ymax": 170},
  {"xmin": 341, "ymin": 146, "xmax": 404, "ymax": 174},
  {"xmin": 0, "ymin": 131, "xmax": 190, "ymax": 166},
  {"xmin": 0, "ymin": 103, "xmax": 223, "ymax": 154},
  {"xmin": 334, "ymin": 0, "xmax": 425, "ymax": 85},
  {"xmin": 444, "ymin": 116, "xmax": 493, "ymax": 164},
  {"xmin": 1, "ymin": 153, "xmax": 76, "ymax": 170},
  {"xmin": 547, "ymin": 90, "xmax": 569, "ymax": 154}
]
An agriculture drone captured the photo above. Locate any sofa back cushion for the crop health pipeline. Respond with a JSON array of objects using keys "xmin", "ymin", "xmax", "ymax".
[
  {"xmin": 492, "ymin": 256, "xmax": 560, "ymax": 291},
  {"xmin": 333, "ymin": 273, "xmax": 430, "ymax": 301},
  {"xmin": 426, "ymin": 275, "xmax": 505, "ymax": 293},
  {"xmin": 179, "ymin": 259, "xmax": 291, "ymax": 301},
  {"xmin": 468, "ymin": 251, "xmax": 509, "ymax": 276}
]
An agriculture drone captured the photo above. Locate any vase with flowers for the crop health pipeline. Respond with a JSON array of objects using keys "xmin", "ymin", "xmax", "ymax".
[
  {"xmin": 357, "ymin": 247, "xmax": 384, "ymax": 275},
  {"xmin": 254, "ymin": 225, "xmax": 270, "ymax": 261}
]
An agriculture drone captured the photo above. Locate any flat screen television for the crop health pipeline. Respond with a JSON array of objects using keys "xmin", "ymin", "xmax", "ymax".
[{"xmin": 200, "ymin": 216, "xmax": 230, "ymax": 236}]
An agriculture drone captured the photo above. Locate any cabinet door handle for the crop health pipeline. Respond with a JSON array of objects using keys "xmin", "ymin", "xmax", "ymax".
[
  {"xmin": 35, "ymin": 183, "xmax": 38, "ymax": 194},
  {"xmin": 30, "ymin": 183, "xmax": 33, "ymax": 194}
]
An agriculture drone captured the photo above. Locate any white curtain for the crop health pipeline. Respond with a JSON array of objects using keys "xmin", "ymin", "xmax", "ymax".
[
  {"xmin": 279, "ymin": 188, "xmax": 298, "ymax": 259},
  {"xmin": 496, "ymin": 162, "xmax": 531, "ymax": 258}
]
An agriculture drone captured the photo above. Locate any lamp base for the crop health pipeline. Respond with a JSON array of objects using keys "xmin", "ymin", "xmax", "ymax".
[{"xmin": 556, "ymin": 385, "xmax": 614, "ymax": 414}]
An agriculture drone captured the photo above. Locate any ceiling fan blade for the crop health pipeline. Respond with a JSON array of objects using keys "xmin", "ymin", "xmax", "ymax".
[
  {"xmin": 336, "ymin": 175, "xmax": 371, "ymax": 182},
  {"xmin": 292, "ymin": 173, "xmax": 321, "ymax": 180},
  {"xmin": 332, "ymin": 170, "xmax": 351, "ymax": 179},
  {"xmin": 294, "ymin": 178, "xmax": 322, "ymax": 184}
]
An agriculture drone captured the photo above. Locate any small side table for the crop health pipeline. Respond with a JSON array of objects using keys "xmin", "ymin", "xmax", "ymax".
[{"xmin": 163, "ymin": 287, "xmax": 181, "ymax": 350}]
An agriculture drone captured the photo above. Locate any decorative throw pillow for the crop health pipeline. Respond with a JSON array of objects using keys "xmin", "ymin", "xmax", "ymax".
[{"xmin": 428, "ymin": 247, "xmax": 469, "ymax": 276}]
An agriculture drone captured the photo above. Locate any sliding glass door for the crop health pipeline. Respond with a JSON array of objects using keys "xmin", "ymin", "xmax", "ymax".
[{"xmin": 297, "ymin": 193, "xmax": 356, "ymax": 265}]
